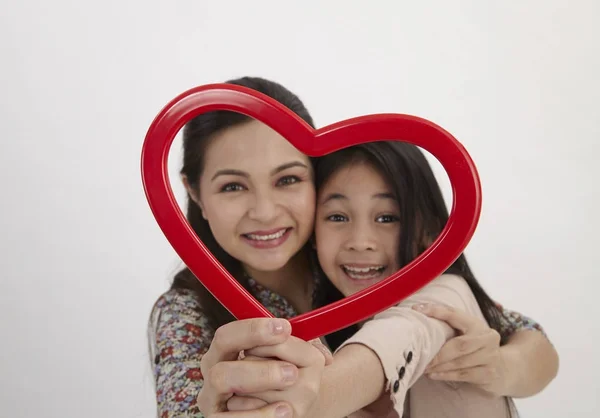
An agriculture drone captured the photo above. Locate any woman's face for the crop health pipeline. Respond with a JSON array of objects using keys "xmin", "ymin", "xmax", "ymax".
[
  {"xmin": 193, "ymin": 120, "xmax": 316, "ymax": 273},
  {"xmin": 315, "ymin": 162, "xmax": 401, "ymax": 297}
]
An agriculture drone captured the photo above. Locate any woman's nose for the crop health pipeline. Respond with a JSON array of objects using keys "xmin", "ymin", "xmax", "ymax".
[{"xmin": 247, "ymin": 190, "xmax": 278, "ymax": 223}]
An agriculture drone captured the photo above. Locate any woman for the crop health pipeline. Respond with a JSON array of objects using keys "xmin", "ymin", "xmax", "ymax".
[{"xmin": 149, "ymin": 76, "xmax": 558, "ymax": 417}]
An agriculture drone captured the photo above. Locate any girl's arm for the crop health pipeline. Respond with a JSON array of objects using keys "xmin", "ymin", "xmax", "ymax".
[{"xmin": 307, "ymin": 274, "xmax": 476, "ymax": 418}]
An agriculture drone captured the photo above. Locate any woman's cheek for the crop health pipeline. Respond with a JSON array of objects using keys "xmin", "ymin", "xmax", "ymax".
[{"xmin": 205, "ymin": 196, "xmax": 245, "ymax": 229}]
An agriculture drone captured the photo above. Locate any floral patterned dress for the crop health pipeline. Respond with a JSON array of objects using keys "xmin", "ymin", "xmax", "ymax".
[{"xmin": 150, "ymin": 278, "xmax": 545, "ymax": 417}]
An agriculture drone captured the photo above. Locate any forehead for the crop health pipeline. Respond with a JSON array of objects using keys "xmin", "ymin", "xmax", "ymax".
[
  {"xmin": 203, "ymin": 120, "xmax": 309, "ymax": 171},
  {"xmin": 320, "ymin": 162, "xmax": 391, "ymax": 196}
]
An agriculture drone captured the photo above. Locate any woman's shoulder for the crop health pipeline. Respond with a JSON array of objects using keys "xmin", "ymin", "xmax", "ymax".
[
  {"xmin": 154, "ymin": 287, "xmax": 203, "ymax": 314},
  {"xmin": 151, "ymin": 287, "xmax": 214, "ymax": 341},
  {"xmin": 150, "ymin": 287, "xmax": 215, "ymax": 360}
]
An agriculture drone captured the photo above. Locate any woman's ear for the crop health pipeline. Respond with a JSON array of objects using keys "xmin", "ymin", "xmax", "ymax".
[{"xmin": 181, "ymin": 174, "xmax": 207, "ymax": 220}]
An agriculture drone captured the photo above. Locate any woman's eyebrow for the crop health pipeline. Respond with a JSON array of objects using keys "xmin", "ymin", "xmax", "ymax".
[
  {"xmin": 211, "ymin": 169, "xmax": 248, "ymax": 181},
  {"xmin": 211, "ymin": 161, "xmax": 308, "ymax": 182},
  {"xmin": 270, "ymin": 161, "xmax": 308, "ymax": 175}
]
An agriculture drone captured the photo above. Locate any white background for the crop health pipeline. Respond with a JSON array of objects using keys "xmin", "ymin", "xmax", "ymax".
[{"xmin": 1, "ymin": 1, "xmax": 598, "ymax": 416}]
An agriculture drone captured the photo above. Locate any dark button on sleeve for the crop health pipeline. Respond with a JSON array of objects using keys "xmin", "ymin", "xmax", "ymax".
[
  {"xmin": 406, "ymin": 351, "xmax": 413, "ymax": 364},
  {"xmin": 393, "ymin": 379, "xmax": 400, "ymax": 393},
  {"xmin": 398, "ymin": 366, "xmax": 406, "ymax": 379}
]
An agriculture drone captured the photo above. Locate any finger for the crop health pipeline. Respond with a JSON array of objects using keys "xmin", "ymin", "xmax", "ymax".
[
  {"xmin": 202, "ymin": 318, "xmax": 292, "ymax": 371},
  {"xmin": 208, "ymin": 359, "xmax": 299, "ymax": 395},
  {"xmin": 242, "ymin": 339, "xmax": 332, "ymax": 366},
  {"xmin": 427, "ymin": 365, "xmax": 496, "ymax": 385},
  {"xmin": 427, "ymin": 333, "xmax": 491, "ymax": 370},
  {"xmin": 412, "ymin": 304, "xmax": 486, "ymax": 335},
  {"xmin": 309, "ymin": 338, "xmax": 333, "ymax": 366},
  {"xmin": 211, "ymin": 401, "xmax": 293, "ymax": 418},
  {"xmin": 227, "ymin": 395, "xmax": 268, "ymax": 411},
  {"xmin": 427, "ymin": 347, "xmax": 493, "ymax": 374},
  {"xmin": 242, "ymin": 355, "xmax": 273, "ymax": 362},
  {"xmin": 245, "ymin": 336, "xmax": 325, "ymax": 368}
]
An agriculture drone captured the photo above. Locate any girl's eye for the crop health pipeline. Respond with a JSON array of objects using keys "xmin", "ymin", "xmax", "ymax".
[
  {"xmin": 277, "ymin": 175, "xmax": 300, "ymax": 187},
  {"xmin": 327, "ymin": 214, "xmax": 348, "ymax": 222},
  {"xmin": 221, "ymin": 183, "xmax": 245, "ymax": 193},
  {"xmin": 376, "ymin": 214, "xmax": 399, "ymax": 223}
]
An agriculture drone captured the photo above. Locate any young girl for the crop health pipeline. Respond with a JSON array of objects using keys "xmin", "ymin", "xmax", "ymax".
[
  {"xmin": 226, "ymin": 141, "xmax": 553, "ymax": 417},
  {"xmin": 314, "ymin": 141, "xmax": 525, "ymax": 416},
  {"xmin": 149, "ymin": 77, "xmax": 557, "ymax": 417}
]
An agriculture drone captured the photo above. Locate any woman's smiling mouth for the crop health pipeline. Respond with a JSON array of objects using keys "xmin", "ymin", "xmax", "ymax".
[{"xmin": 241, "ymin": 228, "xmax": 292, "ymax": 249}]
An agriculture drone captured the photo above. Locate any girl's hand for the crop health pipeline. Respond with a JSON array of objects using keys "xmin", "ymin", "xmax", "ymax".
[
  {"xmin": 413, "ymin": 303, "xmax": 509, "ymax": 396},
  {"xmin": 227, "ymin": 338, "xmax": 332, "ymax": 418},
  {"xmin": 196, "ymin": 317, "xmax": 302, "ymax": 417}
]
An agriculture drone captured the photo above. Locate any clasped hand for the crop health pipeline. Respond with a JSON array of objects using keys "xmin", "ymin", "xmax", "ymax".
[{"xmin": 196, "ymin": 318, "xmax": 331, "ymax": 418}]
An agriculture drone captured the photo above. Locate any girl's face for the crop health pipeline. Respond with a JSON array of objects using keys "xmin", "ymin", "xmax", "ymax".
[
  {"xmin": 191, "ymin": 120, "xmax": 316, "ymax": 273},
  {"xmin": 315, "ymin": 162, "xmax": 401, "ymax": 297}
]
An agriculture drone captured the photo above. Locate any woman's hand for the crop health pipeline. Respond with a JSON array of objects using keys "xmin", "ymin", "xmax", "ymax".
[
  {"xmin": 412, "ymin": 303, "xmax": 509, "ymax": 396},
  {"xmin": 226, "ymin": 337, "xmax": 331, "ymax": 418},
  {"xmin": 196, "ymin": 317, "xmax": 302, "ymax": 417}
]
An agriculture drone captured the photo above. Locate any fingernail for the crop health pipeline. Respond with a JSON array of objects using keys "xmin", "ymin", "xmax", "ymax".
[
  {"xmin": 413, "ymin": 304, "xmax": 428, "ymax": 312},
  {"xmin": 276, "ymin": 404, "xmax": 292, "ymax": 418},
  {"xmin": 281, "ymin": 365, "xmax": 297, "ymax": 382},
  {"xmin": 315, "ymin": 343, "xmax": 330, "ymax": 357},
  {"xmin": 271, "ymin": 319, "xmax": 289, "ymax": 335}
]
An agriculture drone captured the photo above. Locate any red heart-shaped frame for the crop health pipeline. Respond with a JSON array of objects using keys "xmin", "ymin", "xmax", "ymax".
[{"xmin": 141, "ymin": 83, "xmax": 482, "ymax": 341}]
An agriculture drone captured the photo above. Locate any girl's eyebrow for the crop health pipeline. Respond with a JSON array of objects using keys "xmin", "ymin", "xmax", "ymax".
[
  {"xmin": 320, "ymin": 192, "xmax": 395, "ymax": 204},
  {"xmin": 320, "ymin": 192, "xmax": 346, "ymax": 205},
  {"xmin": 374, "ymin": 192, "xmax": 395, "ymax": 200}
]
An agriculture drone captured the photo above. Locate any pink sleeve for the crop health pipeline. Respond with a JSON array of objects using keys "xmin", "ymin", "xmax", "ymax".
[{"xmin": 335, "ymin": 274, "xmax": 481, "ymax": 418}]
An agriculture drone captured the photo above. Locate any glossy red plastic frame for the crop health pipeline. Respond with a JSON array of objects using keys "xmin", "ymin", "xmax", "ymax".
[{"xmin": 141, "ymin": 83, "xmax": 482, "ymax": 341}]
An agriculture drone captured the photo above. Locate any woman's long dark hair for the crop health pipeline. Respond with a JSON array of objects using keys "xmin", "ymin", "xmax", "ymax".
[
  {"xmin": 312, "ymin": 141, "xmax": 518, "ymax": 415},
  {"xmin": 149, "ymin": 76, "xmax": 316, "ymax": 332}
]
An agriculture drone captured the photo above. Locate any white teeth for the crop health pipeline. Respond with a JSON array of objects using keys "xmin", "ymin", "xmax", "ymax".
[
  {"xmin": 343, "ymin": 265, "xmax": 384, "ymax": 273},
  {"xmin": 342, "ymin": 265, "xmax": 385, "ymax": 280},
  {"xmin": 246, "ymin": 229, "xmax": 287, "ymax": 241}
]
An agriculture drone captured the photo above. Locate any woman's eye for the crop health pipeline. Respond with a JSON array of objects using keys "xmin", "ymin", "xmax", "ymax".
[
  {"xmin": 327, "ymin": 214, "xmax": 347, "ymax": 222},
  {"xmin": 221, "ymin": 183, "xmax": 245, "ymax": 192},
  {"xmin": 277, "ymin": 175, "xmax": 300, "ymax": 187},
  {"xmin": 376, "ymin": 214, "xmax": 399, "ymax": 223}
]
